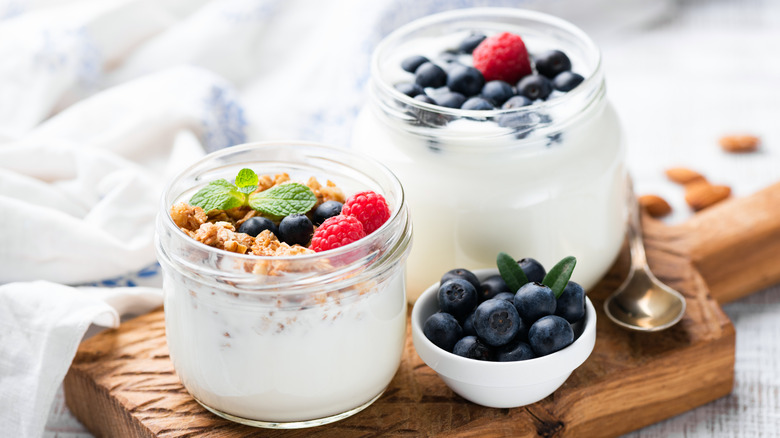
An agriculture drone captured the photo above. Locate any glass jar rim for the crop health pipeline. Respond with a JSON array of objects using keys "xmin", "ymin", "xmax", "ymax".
[
  {"xmin": 369, "ymin": 7, "xmax": 605, "ymax": 138},
  {"xmin": 156, "ymin": 141, "xmax": 412, "ymax": 293}
]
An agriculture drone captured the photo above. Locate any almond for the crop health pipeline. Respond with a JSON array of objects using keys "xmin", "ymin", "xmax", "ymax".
[
  {"xmin": 665, "ymin": 167, "xmax": 707, "ymax": 185},
  {"xmin": 639, "ymin": 194, "xmax": 672, "ymax": 218},
  {"xmin": 719, "ymin": 134, "xmax": 760, "ymax": 153},
  {"xmin": 684, "ymin": 183, "xmax": 731, "ymax": 211}
]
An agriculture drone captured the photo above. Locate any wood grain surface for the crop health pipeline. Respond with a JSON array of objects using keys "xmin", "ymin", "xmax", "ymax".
[{"xmin": 63, "ymin": 182, "xmax": 780, "ymax": 437}]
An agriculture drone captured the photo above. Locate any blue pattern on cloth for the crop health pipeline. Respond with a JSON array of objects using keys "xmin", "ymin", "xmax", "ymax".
[
  {"xmin": 201, "ymin": 83, "xmax": 248, "ymax": 152},
  {"xmin": 33, "ymin": 26, "xmax": 101, "ymax": 91}
]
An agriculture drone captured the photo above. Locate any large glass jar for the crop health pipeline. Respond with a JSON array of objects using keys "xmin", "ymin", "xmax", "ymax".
[
  {"xmin": 352, "ymin": 8, "xmax": 626, "ymax": 301},
  {"xmin": 155, "ymin": 142, "xmax": 412, "ymax": 428}
]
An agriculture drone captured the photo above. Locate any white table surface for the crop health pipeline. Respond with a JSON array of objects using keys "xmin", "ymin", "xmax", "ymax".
[{"xmin": 41, "ymin": 0, "xmax": 780, "ymax": 436}]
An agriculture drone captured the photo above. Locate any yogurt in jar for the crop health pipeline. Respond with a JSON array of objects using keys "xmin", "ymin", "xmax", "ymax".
[
  {"xmin": 352, "ymin": 9, "xmax": 626, "ymax": 301},
  {"xmin": 155, "ymin": 142, "xmax": 413, "ymax": 428}
]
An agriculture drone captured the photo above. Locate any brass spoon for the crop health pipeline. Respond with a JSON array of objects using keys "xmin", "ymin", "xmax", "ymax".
[{"xmin": 604, "ymin": 189, "xmax": 686, "ymax": 332}]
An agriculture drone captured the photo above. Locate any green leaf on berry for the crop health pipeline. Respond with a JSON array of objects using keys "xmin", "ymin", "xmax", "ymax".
[
  {"xmin": 497, "ymin": 252, "xmax": 530, "ymax": 293},
  {"xmin": 542, "ymin": 256, "xmax": 577, "ymax": 299},
  {"xmin": 189, "ymin": 179, "xmax": 245, "ymax": 213},
  {"xmin": 248, "ymin": 182, "xmax": 317, "ymax": 219},
  {"xmin": 235, "ymin": 168, "xmax": 259, "ymax": 195}
]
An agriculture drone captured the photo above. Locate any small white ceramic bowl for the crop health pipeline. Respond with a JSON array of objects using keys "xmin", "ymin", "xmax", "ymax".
[{"xmin": 411, "ymin": 269, "xmax": 596, "ymax": 408}]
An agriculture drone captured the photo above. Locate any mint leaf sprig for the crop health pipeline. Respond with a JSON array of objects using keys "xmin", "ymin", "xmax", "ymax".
[
  {"xmin": 497, "ymin": 252, "xmax": 577, "ymax": 299},
  {"xmin": 189, "ymin": 168, "xmax": 316, "ymax": 218}
]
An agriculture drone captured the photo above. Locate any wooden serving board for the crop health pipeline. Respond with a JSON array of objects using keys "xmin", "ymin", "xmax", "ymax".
[{"xmin": 64, "ymin": 182, "xmax": 780, "ymax": 438}]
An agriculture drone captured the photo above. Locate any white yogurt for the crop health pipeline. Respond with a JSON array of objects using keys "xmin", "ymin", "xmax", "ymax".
[
  {"xmin": 155, "ymin": 143, "xmax": 413, "ymax": 427},
  {"xmin": 351, "ymin": 9, "xmax": 627, "ymax": 301},
  {"xmin": 162, "ymin": 267, "xmax": 407, "ymax": 423}
]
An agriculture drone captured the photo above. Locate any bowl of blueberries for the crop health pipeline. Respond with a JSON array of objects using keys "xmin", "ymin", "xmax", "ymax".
[{"xmin": 410, "ymin": 253, "xmax": 596, "ymax": 408}]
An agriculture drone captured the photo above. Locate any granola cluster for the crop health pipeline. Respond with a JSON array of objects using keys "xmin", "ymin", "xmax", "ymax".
[{"xmin": 171, "ymin": 173, "xmax": 345, "ymax": 257}]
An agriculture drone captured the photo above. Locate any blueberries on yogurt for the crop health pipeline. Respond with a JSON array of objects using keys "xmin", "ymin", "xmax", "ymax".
[
  {"xmin": 238, "ymin": 216, "xmax": 279, "ymax": 238},
  {"xmin": 422, "ymin": 255, "xmax": 585, "ymax": 362}
]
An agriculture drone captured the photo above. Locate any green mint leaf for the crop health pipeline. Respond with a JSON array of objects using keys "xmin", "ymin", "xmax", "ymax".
[
  {"xmin": 248, "ymin": 182, "xmax": 317, "ymax": 218},
  {"xmin": 237, "ymin": 184, "xmax": 257, "ymax": 195},
  {"xmin": 497, "ymin": 252, "xmax": 530, "ymax": 293},
  {"xmin": 189, "ymin": 179, "xmax": 245, "ymax": 213},
  {"xmin": 235, "ymin": 168, "xmax": 258, "ymax": 189},
  {"xmin": 542, "ymin": 256, "xmax": 577, "ymax": 299}
]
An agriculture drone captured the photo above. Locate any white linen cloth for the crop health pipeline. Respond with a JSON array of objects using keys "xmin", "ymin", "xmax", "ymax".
[{"xmin": 0, "ymin": 0, "xmax": 777, "ymax": 437}]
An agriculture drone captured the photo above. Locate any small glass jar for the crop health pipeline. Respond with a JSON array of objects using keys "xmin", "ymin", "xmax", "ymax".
[
  {"xmin": 155, "ymin": 142, "xmax": 412, "ymax": 428},
  {"xmin": 352, "ymin": 8, "xmax": 626, "ymax": 301}
]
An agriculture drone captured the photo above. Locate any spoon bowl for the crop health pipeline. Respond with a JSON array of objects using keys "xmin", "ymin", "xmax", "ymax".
[{"xmin": 604, "ymin": 185, "xmax": 687, "ymax": 331}]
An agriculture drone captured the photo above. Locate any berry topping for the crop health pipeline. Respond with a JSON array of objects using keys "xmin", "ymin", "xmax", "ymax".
[
  {"xmin": 401, "ymin": 54, "xmax": 430, "ymax": 73},
  {"xmin": 441, "ymin": 268, "xmax": 481, "ymax": 292},
  {"xmin": 414, "ymin": 62, "xmax": 447, "ymax": 88},
  {"xmin": 277, "ymin": 214, "xmax": 314, "ymax": 247},
  {"xmin": 462, "ymin": 312, "xmax": 477, "ymax": 337},
  {"xmin": 461, "ymin": 97, "xmax": 494, "ymax": 111},
  {"xmin": 517, "ymin": 74, "xmax": 553, "ymax": 101},
  {"xmin": 501, "ymin": 95, "xmax": 533, "ymax": 109},
  {"xmin": 453, "ymin": 336, "xmax": 493, "ymax": 360},
  {"xmin": 434, "ymin": 91, "xmax": 466, "ymax": 109},
  {"xmin": 312, "ymin": 200, "xmax": 343, "ymax": 225},
  {"xmin": 480, "ymin": 80, "xmax": 514, "ymax": 106},
  {"xmin": 528, "ymin": 315, "xmax": 574, "ymax": 356},
  {"xmin": 341, "ymin": 190, "xmax": 391, "ymax": 235},
  {"xmin": 458, "ymin": 33, "xmax": 487, "ymax": 54},
  {"xmin": 553, "ymin": 71, "xmax": 584, "ymax": 92},
  {"xmin": 513, "ymin": 282, "xmax": 557, "ymax": 323},
  {"xmin": 534, "ymin": 50, "xmax": 572, "ymax": 79},
  {"xmin": 474, "ymin": 298, "xmax": 522, "ymax": 347},
  {"xmin": 238, "ymin": 216, "xmax": 279, "ymax": 238},
  {"xmin": 423, "ymin": 312, "xmax": 463, "ymax": 352},
  {"xmin": 555, "ymin": 281, "xmax": 586, "ymax": 323},
  {"xmin": 438, "ymin": 279, "xmax": 479, "ymax": 320},
  {"xmin": 479, "ymin": 274, "xmax": 510, "ymax": 301},
  {"xmin": 517, "ymin": 257, "xmax": 547, "ymax": 284},
  {"xmin": 395, "ymin": 82, "xmax": 424, "ymax": 97},
  {"xmin": 493, "ymin": 292, "xmax": 516, "ymax": 302},
  {"xmin": 446, "ymin": 65, "xmax": 485, "ymax": 97},
  {"xmin": 472, "ymin": 32, "xmax": 532, "ymax": 83},
  {"xmin": 309, "ymin": 214, "xmax": 365, "ymax": 252}
]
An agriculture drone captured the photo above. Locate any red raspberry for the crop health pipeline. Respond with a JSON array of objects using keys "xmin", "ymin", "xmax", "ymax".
[
  {"xmin": 310, "ymin": 215, "xmax": 365, "ymax": 252},
  {"xmin": 472, "ymin": 32, "xmax": 532, "ymax": 84},
  {"xmin": 341, "ymin": 190, "xmax": 391, "ymax": 235}
]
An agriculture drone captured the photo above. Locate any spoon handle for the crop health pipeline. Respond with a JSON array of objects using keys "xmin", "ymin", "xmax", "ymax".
[{"xmin": 626, "ymin": 180, "xmax": 648, "ymax": 269}]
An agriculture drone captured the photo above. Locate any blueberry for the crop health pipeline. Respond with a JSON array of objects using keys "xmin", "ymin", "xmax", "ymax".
[
  {"xmin": 555, "ymin": 281, "xmax": 586, "ymax": 323},
  {"xmin": 496, "ymin": 339, "xmax": 536, "ymax": 362},
  {"xmin": 437, "ymin": 279, "xmax": 478, "ymax": 320},
  {"xmin": 534, "ymin": 50, "xmax": 572, "ymax": 79},
  {"xmin": 518, "ymin": 258, "xmax": 546, "ymax": 284},
  {"xmin": 461, "ymin": 97, "xmax": 494, "ymax": 111},
  {"xmin": 517, "ymin": 74, "xmax": 553, "ymax": 100},
  {"xmin": 423, "ymin": 312, "xmax": 462, "ymax": 352},
  {"xmin": 441, "ymin": 268, "xmax": 481, "ymax": 292},
  {"xmin": 528, "ymin": 315, "xmax": 574, "ymax": 356},
  {"xmin": 501, "ymin": 95, "xmax": 533, "ymax": 109},
  {"xmin": 434, "ymin": 91, "xmax": 466, "ymax": 109},
  {"xmin": 462, "ymin": 312, "xmax": 477, "ymax": 337},
  {"xmin": 312, "ymin": 200, "xmax": 342, "ymax": 225},
  {"xmin": 479, "ymin": 274, "xmax": 510, "ymax": 301},
  {"xmin": 415, "ymin": 62, "xmax": 447, "ymax": 88},
  {"xmin": 395, "ymin": 82, "xmax": 424, "ymax": 97},
  {"xmin": 458, "ymin": 33, "xmax": 486, "ymax": 54},
  {"xmin": 414, "ymin": 94, "xmax": 436, "ymax": 105},
  {"xmin": 453, "ymin": 336, "xmax": 493, "ymax": 360},
  {"xmin": 447, "ymin": 65, "xmax": 485, "ymax": 97},
  {"xmin": 493, "ymin": 292, "xmax": 515, "ymax": 302},
  {"xmin": 277, "ymin": 214, "xmax": 313, "ymax": 246},
  {"xmin": 553, "ymin": 71, "xmax": 584, "ymax": 92},
  {"xmin": 401, "ymin": 55, "xmax": 429, "ymax": 73},
  {"xmin": 480, "ymin": 80, "xmax": 514, "ymax": 106},
  {"xmin": 474, "ymin": 298, "xmax": 522, "ymax": 347},
  {"xmin": 438, "ymin": 50, "xmax": 461, "ymax": 64},
  {"xmin": 513, "ymin": 282, "xmax": 556, "ymax": 323},
  {"xmin": 497, "ymin": 112, "xmax": 535, "ymax": 138},
  {"xmin": 238, "ymin": 216, "xmax": 278, "ymax": 238}
]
